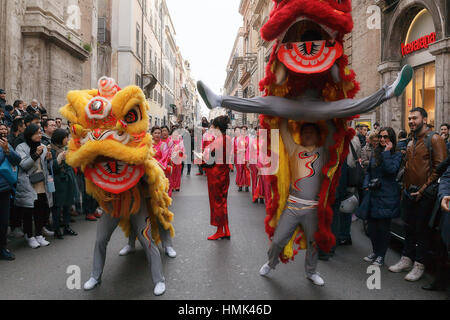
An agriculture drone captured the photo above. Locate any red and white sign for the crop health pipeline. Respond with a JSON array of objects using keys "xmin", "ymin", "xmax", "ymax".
[{"xmin": 401, "ymin": 32, "xmax": 436, "ymax": 56}]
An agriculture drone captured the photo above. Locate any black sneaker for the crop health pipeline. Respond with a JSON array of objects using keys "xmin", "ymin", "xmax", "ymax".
[
  {"xmin": 363, "ymin": 253, "xmax": 377, "ymax": 262},
  {"xmin": 245, "ymin": 187, "xmax": 249, "ymax": 192},
  {"xmin": 0, "ymin": 248, "xmax": 15, "ymax": 261},
  {"xmin": 64, "ymin": 227, "xmax": 78, "ymax": 236},
  {"xmin": 238, "ymin": 187, "xmax": 243, "ymax": 192},
  {"xmin": 372, "ymin": 256, "xmax": 384, "ymax": 267},
  {"xmin": 259, "ymin": 198, "xmax": 265, "ymax": 204}
]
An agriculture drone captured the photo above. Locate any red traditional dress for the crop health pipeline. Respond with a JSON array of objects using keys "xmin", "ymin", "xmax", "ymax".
[
  {"xmin": 235, "ymin": 135, "xmax": 250, "ymax": 188},
  {"xmin": 169, "ymin": 135, "xmax": 185, "ymax": 192},
  {"xmin": 204, "ymin": 133, "xmax": 231, "ymax": 235},
  {"xmin": 161, "ymin": 137, "xmax": 174, "ymax": 197},
  {"xmin": 256, "ymin": 133, "xmax": 273, "ymax": 206},
  {"xmin": 249, "ymin": 136, "xmax": 260, "ymax": 202}
]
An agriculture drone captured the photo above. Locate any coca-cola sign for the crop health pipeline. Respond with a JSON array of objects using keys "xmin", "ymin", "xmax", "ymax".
[{"xmin": 401, "ymin": 32, "xmax": 436, "ymax": 56}]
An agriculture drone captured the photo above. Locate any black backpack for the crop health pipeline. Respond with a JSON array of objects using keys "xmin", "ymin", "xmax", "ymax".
[{"xmin": 347, "ymin": 142, "xmax": 364, "ymax": 188}]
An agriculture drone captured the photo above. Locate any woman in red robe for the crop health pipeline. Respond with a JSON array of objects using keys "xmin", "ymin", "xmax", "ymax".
[
  {"xmin": 152, "ymin": 127, "xmax": 171, "ymax": 175},
  {"xmin": 169, "ymin": 130, "xmax": 185, "ymax": 192},
  {"xmin": 203, "ymin": 116, "xmax": 232, "ymax": 241},
  {"xmin": 235, "ymin": 127, "xmax": 250, "ymax": 192},
  {"xmin": 161, "ymin": 126, "xmax": 174, "ymax": 197},
  {"xmin": 249, "ymin": 133, "xmax": 260, "ymax": 203}
]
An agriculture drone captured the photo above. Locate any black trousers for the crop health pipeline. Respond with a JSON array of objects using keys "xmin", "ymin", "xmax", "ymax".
[
  {"xmin": 181, "ymin": 162, "xmax": 191, "ymax": 175},
  {"xmin": 0, "ymin": 191, "xmax": 11, "ymax": 249},
  {"xmin": 368, "ymin": 217, "xmax": 392, "ymax": 258},
  {"xmin": 9, "ymin": 197, "xmax": 21, "ymax": 230},
  {"xmin": 20, "ymin": 193, "xmax": 50, "ymax": 238},
  {"xmin": 402, "ymin": 195, "xmax": 435, "ymax": 264}
]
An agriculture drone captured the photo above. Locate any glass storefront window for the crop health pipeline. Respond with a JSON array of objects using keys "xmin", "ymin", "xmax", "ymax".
[
  {"xmin": 404, "ymin": 63, "xmax": 435, "ymax": 131},
  {"xmin": 415, "ymin": 67, "xmax": 424, "ymax": 108}
]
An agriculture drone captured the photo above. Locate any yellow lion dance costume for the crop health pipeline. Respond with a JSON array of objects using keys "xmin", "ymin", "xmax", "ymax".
[{"xmin": 60, "ymin": 77, "xmax": 173, "ymax": 295}]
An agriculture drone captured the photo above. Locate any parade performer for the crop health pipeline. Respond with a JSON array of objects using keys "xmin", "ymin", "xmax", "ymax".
[
  {"xmin": 235, "ymin": 127, "xmax": 251, "ymax": 192},
  {"xmin": 204, "ymin": 116, "xmax": 232, "ymax": 241},
  {"xmin": 119, "ymin": 126, "xmax": 177, "ymax": 259},
  {"xmin": 60, "ymin": 77, "xmax": 174, "ymax": 296},
  {"xmin": 169, "ymin": 130, "xmax": 185, "ymax": 192},
  {"xmin": 161, "ymin": 126, "xmax": 174, "ymax": 197},
  {"xmin": 197, "ymin": 0, "xmax": 413, "ymax": 285},
  {"xmin": 249, "ymin": 132, "xmax": 260, "ymax": 203}
]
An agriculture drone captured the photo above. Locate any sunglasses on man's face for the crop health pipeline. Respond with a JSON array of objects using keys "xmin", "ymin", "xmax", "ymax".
[{"xmin": 378, "ymin": 135, "xmax": 390, "ymax": 140}]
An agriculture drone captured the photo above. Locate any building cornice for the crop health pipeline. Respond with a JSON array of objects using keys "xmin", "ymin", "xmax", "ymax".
[
  {"xmin": 429, "ymin": 37, "xmax": 450, "ymax": 55},
  {"xmin": 377, "ymin": 60, "xmax": 402, "ymax": 74},
  {"xmin": 21, "ymin": 26, "xmax": 89, "ymax": 61}
]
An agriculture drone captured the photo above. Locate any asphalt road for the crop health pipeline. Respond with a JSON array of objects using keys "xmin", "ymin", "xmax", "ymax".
[{"xmin": 0, "ymin": 172, "xmax": 447, "ymax": 300}]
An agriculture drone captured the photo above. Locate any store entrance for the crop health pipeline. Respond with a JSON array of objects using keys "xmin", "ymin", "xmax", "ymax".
[{"xmin": 404, "ymin": 63, "xmax": 435, "ymax": 131}]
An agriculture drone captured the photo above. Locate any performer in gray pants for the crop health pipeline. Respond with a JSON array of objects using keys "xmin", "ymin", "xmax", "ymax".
[
  {"xmin": 197, "ymin": 65, "xmax": 413, "ymax": 286},
  {"xmin": 119, "ymin": 220, "xmax": 176, "ymax": 258},
  {"xmin": 268, "ymin": 203, "xmax": 319, "ymax": 277},
  {"xmin": 83, "ymin": 187, "xmax": 166, "ymax": 296}
]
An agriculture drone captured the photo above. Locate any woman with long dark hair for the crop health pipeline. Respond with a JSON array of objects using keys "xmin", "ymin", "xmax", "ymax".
[
  {"xmin": 363, "ymin": 127, "xmax": 402, "ymax": 266},
  {"xmin": 15, "ymin": 124, "xmax": 53, "ymax": 249},
  {"xmin": 204, "ymin": 116, "xmax": 232, "ymax": 240}
]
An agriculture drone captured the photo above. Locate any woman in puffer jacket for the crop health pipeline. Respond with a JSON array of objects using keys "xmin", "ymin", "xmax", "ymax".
[
  {"xmin": 363, "ymin": 127, "xmax": 402, "ymax": 267},
  {"xmin": 15, "ymin": 124, "xmax": 53, "ymax": 249}
]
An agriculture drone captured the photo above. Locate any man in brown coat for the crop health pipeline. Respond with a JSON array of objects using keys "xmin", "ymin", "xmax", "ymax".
[{"xmin": 389, "ymin": 107, "xmax": 447, "ymax": 281}]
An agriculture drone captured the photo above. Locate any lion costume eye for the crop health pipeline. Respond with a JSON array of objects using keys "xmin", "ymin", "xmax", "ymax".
[{"xmin": 124, "ymin": 106, "xmax": 141, "ymax": 124}]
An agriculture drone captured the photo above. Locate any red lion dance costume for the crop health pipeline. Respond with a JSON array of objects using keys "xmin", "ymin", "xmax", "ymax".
[{"xmin": 198, "ymin": 0, "xmax": 412, "ymax": 285}]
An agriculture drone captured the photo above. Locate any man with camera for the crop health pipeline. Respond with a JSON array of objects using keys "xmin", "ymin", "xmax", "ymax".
[{"xmin": 389, "ymin": 108, "xmax": 447, "ymax": 281}]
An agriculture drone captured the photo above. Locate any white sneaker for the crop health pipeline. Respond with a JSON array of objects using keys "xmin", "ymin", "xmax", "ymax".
[
  {"xmin": 259, "ymin": 262, "xmax": 273, "ymax": 276},
  {"xmin": 307, "ymin": 273, "xmax": 325, "ymax": 286},
  {"xmin": 35, "ymin": 236, "xmax": 50, "ymax": 247},
  {"xmin": 154, "ymin": 282, "xmax": 166, "ymax": 296},
  {"xmin": 84, "ymin": 277, "xmax": 100, "ymax": 291},
  {"xmin": 165, "ymin": 247, "xmax": 177, "ymax": 258},
  {"xmin": 119, "ymin": 245, "xmax": 136, "ymax": 256},
  {"xmin": 11, "ymin": 228, "xmax": 24, "ymax": 239},
  {"xmin": 389, "ymin": 256, "xmax": 413, "ymax": 273},
  {"xmin": 42, "ymin": 227, "xmax": 54, "ymax": 237},
  {"xmin": 25, "ymin": 235, "xmax": 40, "ymax": 249},
  {"xmin": 405, "ymin": 262, "xmax": 425, "ymax": 282}
]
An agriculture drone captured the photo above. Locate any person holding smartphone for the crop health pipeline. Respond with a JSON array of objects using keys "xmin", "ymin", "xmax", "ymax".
[
  {"xmin": 362, "ymin": 128, "xmax": 402, "ymax": 267},
  {"xmin": 0, "ymin": 124, "xmax": 21, "ymax": 260},
  {"xmin": 14, "ymin": 124, "xmax": 53, "ymax": 249}
]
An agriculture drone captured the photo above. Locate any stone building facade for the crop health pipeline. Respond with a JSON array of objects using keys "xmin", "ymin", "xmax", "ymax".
[
  {"xmin": 109, "ymin": 0, "xmax": 199, "ymax": 129},
  {"xmin": 0, "ymin": 0, "xmax": 93, "ymax": 117},
  {"xmin": 377, "ymin": 0, "xmax": 450, "ymax": 133},
  {"xmin": 222, "ymin": 0, "xmax": 273, "ymax": 129},
  {"xmin": 223, "ymin": 0, "xmax": 449, "ymax": 133},
  {"xmin": 223, "ymin": 27, "xmax": 245, "ymax": 127}
]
